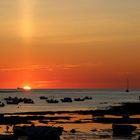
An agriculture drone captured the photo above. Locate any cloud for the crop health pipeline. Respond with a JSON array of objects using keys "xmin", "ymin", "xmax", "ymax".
[
  {"xmin": 62, "ymin": 63, "xmax": 101, "ymax": 69},
  {"xmin": 33, "ymin": 80, "xmax": 61, "ymax": 88},
  {"xmin": 0, "ymin": 63, "xmax": 101, "ymax": 72},
  {"xmin": 0, "ymin": 65, "xmax": 52, "ymax": 72}
]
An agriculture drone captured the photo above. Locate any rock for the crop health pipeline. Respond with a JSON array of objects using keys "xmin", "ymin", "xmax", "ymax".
[
  {"xmin": 14, "ymin": 126, "xmax": 63, "ymax": 140},
  {"xmin": 112, "ymin": 124, "xmax": 136, "ymax": 136},
  {"xmin": 70, "ymin": 129, "xmax": 76, "ymax": 133}
]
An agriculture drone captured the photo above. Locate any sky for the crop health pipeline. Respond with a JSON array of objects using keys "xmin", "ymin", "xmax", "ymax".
[{"xmin": 0, "ymin": 0, "xmax": 140, "ymax": 89}]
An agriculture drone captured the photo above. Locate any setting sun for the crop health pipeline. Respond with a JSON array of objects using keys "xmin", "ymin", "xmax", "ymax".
[{"xmin": 23, "ymin": 85, "xmax": 31, "ymax": 90}]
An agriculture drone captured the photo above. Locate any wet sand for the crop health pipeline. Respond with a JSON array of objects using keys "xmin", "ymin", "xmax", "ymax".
[
  {"xmin": 0, "ymin": 111, "xmax": 112, "ymax": 140},
  {"xmin": 1, "ymin": 102, "xmax": 140, "ymax": 139},
  {"xmin": 0, "ymin": 110, "xmax": 140, "ymax": 140}
]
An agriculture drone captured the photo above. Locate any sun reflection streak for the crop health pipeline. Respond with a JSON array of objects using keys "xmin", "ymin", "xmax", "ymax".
[{"xmin": 19, "ymin": 0, "xmax": 33, "ymax": 40}]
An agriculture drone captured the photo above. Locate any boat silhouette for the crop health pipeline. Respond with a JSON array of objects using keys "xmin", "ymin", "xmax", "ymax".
[{"xmin": 125, "ymin": 79, "xmax": 129, "ymax": 92}]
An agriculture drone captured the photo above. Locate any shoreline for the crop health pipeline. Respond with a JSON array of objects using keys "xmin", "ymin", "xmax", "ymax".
[
  {"xmin": 2, "ymin": 101, "xmax": 140, "ymax": 115},
  {"xmin": 0, "ymin": 102, "xmax": 140, "ymax": 139},
  {"xmin": 3, "ymin": 110, "xmax": 94, "ymax": 115}
]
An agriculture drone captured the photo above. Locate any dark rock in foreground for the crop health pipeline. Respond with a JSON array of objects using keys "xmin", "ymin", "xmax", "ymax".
[
  {"xmin": 0, "ymin": 126, "xmax": 63, "ymax": 140},
  {"xmin": 0, "ymin": 135, "xmax": 16, "ymax": 140},
  {"xmin": 14, "ymin": 126, "xmax": 63, "ymax": 140},
  {"xmin": 93, "ymin": 102, "xmax": 140, "ymax": 116},
  {"xmin": 112, "ymin": 124, "xmax": 136, "ymax": 136}
]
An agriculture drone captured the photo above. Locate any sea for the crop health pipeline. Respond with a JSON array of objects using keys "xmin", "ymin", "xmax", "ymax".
[{"xmin": 0, "ymin": 89, "xmax": 140, "ymax": 113}]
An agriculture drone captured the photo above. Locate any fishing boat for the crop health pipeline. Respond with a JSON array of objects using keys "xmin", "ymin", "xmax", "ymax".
[
  {"xmin": 40, "ymin": 96, "xmax": 48, "ymax": 100},
  {"xmin": 61, "ymin": 97, "xmax": 72, "ymax": 103},
  {"xmin": 23, "ymin": 98, "xmax": 34, "ymax": 104},
  {"xmin": 74, "ymin": 98, "xmax": 85, "ymax": 101},
  {"xmin": 6, "ymin": 99, "xmax": 19, "ymax": 105},
  {"xmin": 46, "ymin": 99, "xmax": 59, "ymax": 103}
]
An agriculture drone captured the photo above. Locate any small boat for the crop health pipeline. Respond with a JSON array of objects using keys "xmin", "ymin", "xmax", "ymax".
[
  {"xmin": 112, "ymin": 124, "xmax": 136, "ymax": 136},
  {"xmin": 125, "ymin": 79, "xmax": 129, "ymax": 92},
  {"xmin": 46, "ymin": 99, "xmax": 59, "ymax": 103},
  {"xmin": 17, "ymin": 87, "xmax": 24, "ymax": 90},
  {"xmin": 4, "ymin": 96, "xmax": 12, "ymax": 101},
  {"xmin": 84, "ymin": 96, "xmax": 92, "ymax": 100},
  {"xmin": 5, "ymin": 97, "xmax": 24, "ymax": 104},
  {"xmin": 40, "ymin": 96, "xmax": 48, "ymax": 100},
  {"xmin": 61, "ymin": 97, "xmax": 72, "ymax": 103},
  {"xmin": 6, "ymin": 99, "xmax": 19, "ymax": 105},
  {"xmin": 23, "ymin": 98, "xmax": 34, "ymax": 104},
  {"xmin": 74, "ymin": 98, "xmax": 85, "ymax": 101}
]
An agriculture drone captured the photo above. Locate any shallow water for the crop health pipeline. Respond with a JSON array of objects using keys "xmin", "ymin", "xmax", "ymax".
[{"xmin": 0, "ymin": 89, "xmax": 140, "ymax": 113}]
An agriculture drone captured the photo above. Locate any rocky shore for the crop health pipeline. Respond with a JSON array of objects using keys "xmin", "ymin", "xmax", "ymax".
[{"xmin": 0, "ymin": 102, "xmax": 140, "ymax": 139}]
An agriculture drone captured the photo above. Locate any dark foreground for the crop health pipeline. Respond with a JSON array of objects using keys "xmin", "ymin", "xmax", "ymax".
[
  {"xmin": 0, "ymin": 126, "xmax": 63, "ymax": 140},
  {"xmin": 1, "ymin": 102, "xmax": 140, "ymax": 139}
]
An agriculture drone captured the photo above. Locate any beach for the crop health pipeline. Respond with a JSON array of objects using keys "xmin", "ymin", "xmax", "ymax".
[{"xmin": 0, "ymin": 89, "xmax": 140, "ymax": 140}]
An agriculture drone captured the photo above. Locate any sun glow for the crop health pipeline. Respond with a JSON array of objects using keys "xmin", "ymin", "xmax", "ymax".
[
  {"xmin": 23, "ymin": 85, "xmax": 31, "ymax": 90},
  {"xmin": 19, "ymin": 0, "xmax": 33, "ymax": 39}
]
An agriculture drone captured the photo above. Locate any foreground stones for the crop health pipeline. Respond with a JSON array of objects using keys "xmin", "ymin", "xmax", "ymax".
[
  {"xmin": 0, "ymin": 126, "xmax": 63, "ymax": 140},
  {"xmin": 14, "ymin": 126, "xmax": 63, "ymax": 140}
]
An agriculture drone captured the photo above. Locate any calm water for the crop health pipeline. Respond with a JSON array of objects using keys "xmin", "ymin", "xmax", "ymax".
[{"xmin": 0, "ymin": 89, "xmax": 140, "ymax": 113}]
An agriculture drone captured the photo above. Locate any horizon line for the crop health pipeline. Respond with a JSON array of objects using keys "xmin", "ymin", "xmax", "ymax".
[{"xmin": 0, "ymin": 87, "xmax": 140, "ymax": 90}]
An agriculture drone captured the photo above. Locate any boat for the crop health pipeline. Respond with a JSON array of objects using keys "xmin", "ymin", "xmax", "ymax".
[
  {"xmin": 6, "ymin": 99, "xmax": 19, "ymax": 105},
  {"xmin": 17, "ymin": 87, "xmax": 24, "ymax": 90},
  {"xmin": 5, "ymin": 97, "xmax": 24, "ymax": 104},
  {"xmin": 46, "ymin": 99, "xmax": 59, "ymax": 103},
  {"xmin": 74, "ymin": 98, "xmax": 85, "ymax": 101},
  {"xmin": 112, "ymin": 124, "xmax": 136, "ymax": 136},
  {"xmin": 23, "ymin": 98, "xmax": 34, "ymax": 104},
  {"xmin": 61, "ymin": 97, "xmax": 72, "ymax": 103},
  {"xmin": 40, "ymin": 96, "xmax": 48, "ymax": 100},
  {"xmin": 125, "ymin": 79, "xmax": 129, "ymax": 92},
  {"xmin": 4, "ymin": 96, "xmax": 12, "ymax": 101},
  {"xmin": 17, "ymin": 87, "xmax": 31, "ymax": 92},
  {"xmin": 84, "ymin": 96, "xmax": 92, "ymax": 100}
]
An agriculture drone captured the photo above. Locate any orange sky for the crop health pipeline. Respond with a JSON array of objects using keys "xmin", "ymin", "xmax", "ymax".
[{"xmin": 0, "ymin": 0, "xmax": 140, "ymax": 89}]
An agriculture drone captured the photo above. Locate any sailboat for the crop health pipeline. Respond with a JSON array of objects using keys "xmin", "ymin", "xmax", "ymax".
[{"xmin": 125, "ymin": 79, "xmax": 129, "ymax": 92}]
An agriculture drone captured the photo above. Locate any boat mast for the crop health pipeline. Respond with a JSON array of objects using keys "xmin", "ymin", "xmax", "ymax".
[{"xmin": 126, "ymin": 79, "xmax": 129, "ymax": 92}]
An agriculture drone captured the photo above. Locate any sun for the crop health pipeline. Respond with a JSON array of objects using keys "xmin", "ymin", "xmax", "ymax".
[{"xmin": 23, "ymin": 85, "xmax": 32, "ymax": 90}]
